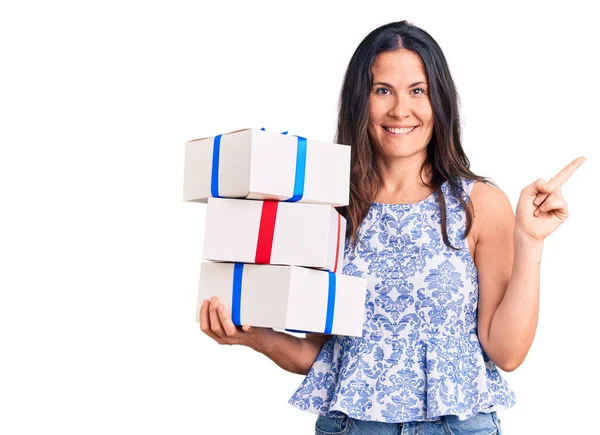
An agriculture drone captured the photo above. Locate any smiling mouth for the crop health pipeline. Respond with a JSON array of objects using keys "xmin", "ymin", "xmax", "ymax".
[{"xmin": 384, "ymin": 126, "xmax": 417, "ymax": 135}]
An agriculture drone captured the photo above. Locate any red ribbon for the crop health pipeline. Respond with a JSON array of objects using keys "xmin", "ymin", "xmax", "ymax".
[
  {"xmin": 255, "ymin": 201, "xmax": 279, "ymax": 264},
  {"xmin": 333, "ymin": 212, "xmax": 341, "ymax": 273}
]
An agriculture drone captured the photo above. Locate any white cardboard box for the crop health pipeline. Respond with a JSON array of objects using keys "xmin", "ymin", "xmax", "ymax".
[
  {"xmin": 203, "ymin": 198, "xmax": 346, "ymax": 272},
  {"xmin": 183, "ymin": 128, "xmax": 351, "ymax": 206},
  {"xmin": 195, "ymin": 262, "xmax": 367, "ymax": 337}
]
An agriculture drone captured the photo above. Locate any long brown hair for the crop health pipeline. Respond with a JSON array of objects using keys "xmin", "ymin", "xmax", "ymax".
[{"xmin": 336, "ymin": 21, "xmax": 492, "ymax": 250}]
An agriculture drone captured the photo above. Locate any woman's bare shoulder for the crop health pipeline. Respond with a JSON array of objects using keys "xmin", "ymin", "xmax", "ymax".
[{"xmin": 470, "ymin": 181, "xmax": 514, "ymax": 240}]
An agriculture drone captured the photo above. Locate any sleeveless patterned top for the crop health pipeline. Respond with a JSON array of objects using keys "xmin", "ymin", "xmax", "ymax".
[{"xmin": 289, "ymin": 177, "xmax": 516, "ymax": 422}]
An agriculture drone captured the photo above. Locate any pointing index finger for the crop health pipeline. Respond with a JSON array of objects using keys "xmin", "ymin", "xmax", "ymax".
[{"xmin": 549, "ymin": 156, "xmax": 586, "ymax": 187}]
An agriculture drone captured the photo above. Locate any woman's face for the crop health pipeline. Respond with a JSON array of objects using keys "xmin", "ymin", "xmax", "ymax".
[{"xmin": 367, "ymin": 49, "xmax": 434, "ymax": 162}]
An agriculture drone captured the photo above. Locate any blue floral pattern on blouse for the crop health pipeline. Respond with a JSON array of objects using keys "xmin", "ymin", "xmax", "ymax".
[{"xmin": 289, "ymin": 178, "xmax": 516, "ymax": 422}]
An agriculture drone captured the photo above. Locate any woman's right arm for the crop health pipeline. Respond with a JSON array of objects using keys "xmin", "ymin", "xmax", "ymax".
[{"xmin": 199, "ymin": 297, "xmax": 332, "ymax": 375}]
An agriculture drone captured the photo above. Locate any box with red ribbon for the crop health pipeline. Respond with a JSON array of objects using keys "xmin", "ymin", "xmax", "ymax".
[
  {"xmin": 183, "ymin": 128, "xmax": 351, "ymax": 206},
  {"xmin": 203, "ymin": 198, "xmax": 345, "ymax": 272},
  {"xmin": 194, "ymin": 262, "xmax": 367, "ymax": 337}
]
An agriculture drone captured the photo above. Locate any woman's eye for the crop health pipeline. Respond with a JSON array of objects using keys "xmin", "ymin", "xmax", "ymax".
[
  {"xmin": 412, "ymin": 87, "xmax": 426, "ymax": 95},
  {"xmin": 375, "ymin": 87, "xmax": 390, "ymax": 95}
]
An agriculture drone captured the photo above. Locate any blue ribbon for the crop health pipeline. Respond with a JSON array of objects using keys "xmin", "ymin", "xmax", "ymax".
[
  {"xmin": 210, "ymin": 134, "xmax": 222, "ymax": 198},
  {"xmin": 324, "ymin": 272, "xmax": 336, "ymax": 334},
  {"xmin": 260, "ymin": 127, "xmax": 288, "ymax": 135},
  {"xmin": 231, "ymin": 263, "xmax": 244, "ymax": 326},
  {"xmin": 210, "ymin": 129, "xmax": 306, "ymax": 201},
  {"xmin": 284, "ymin": 135, "xmax": 307, "ymax": 203}
]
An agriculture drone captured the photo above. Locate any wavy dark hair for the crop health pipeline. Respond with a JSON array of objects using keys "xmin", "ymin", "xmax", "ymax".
[{"xmin": 336, "ymin": 20, "xmax": 492, "ymax": 250}]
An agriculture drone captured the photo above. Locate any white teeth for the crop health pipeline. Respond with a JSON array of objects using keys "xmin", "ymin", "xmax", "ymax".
[{"xmin": 385, "ymin": 126, "xmax": 415, "ymax": 134}]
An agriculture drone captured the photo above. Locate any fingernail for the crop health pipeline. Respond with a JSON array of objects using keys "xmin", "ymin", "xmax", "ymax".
[
  {"xmin": 219, "ymin": 305, "xmax": 224, "ymax": 313},
  {"xmin": 534, "ymin": 209, "xmax": 540, "ymax": 217},
  {"xmin": 534, "ymin": 197, "xmax": 541, "ymax": 205}
]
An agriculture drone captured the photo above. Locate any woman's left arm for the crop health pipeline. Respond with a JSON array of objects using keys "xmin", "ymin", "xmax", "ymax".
[{"xmin": 472, "ymin": 157, "xmax": 585, "ymax": 372}]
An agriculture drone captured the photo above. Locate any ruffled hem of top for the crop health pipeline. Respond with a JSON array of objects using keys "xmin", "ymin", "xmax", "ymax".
[
  {"xmin": 288, "ymin": 335, "xmax": 516, "ymax": 423},
  {"xmin": 288, "ymin": 399, "xmax": 514, "ymax": 423}
]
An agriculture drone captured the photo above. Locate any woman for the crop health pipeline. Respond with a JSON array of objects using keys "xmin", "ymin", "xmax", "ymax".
[{"xmin": 199, "ymin": 21, "xmax": 584, "ymax": 434}]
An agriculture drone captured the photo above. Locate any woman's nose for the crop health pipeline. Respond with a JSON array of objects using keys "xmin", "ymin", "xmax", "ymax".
[{"xmin": 388, "ymin": 94, "xmax": 411, "ymax": 118}]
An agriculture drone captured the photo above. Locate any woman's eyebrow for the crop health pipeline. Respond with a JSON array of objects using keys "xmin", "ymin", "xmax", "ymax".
[{"xmin": 373, "ymin": 81, "xmax": 427, "ymax": 88}]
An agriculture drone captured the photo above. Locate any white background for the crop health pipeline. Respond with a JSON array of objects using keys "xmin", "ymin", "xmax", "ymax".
[{"xmin": 1, "ymin": 1, "xmax": 598, "ymax": 434}]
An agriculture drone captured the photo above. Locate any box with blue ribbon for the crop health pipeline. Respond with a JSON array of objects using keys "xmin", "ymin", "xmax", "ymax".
[
  {"xmin": 203, "ymin": 197, "xmax": 346, "ymax": 273},
  {"xmin": 183, "ymin": 128, "xmax": 350, "ymax": 206},
  {"xmin": 195, "ymin": 262, "xmax": 367, "ymax": 337}
]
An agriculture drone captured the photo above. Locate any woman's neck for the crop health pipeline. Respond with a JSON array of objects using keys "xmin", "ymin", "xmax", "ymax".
[{"xmin": 373, "ymin": 154, "xmax": 433, "ymax": 204}]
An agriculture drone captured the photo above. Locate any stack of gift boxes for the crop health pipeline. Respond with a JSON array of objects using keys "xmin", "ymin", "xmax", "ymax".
[{"xmin": 183, "ymin": 128, "xmax": 367, "ymax": 337}]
